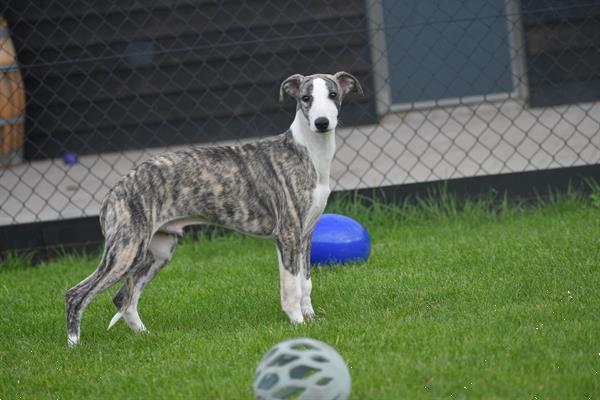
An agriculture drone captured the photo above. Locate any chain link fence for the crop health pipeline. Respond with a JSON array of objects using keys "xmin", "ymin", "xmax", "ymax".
[{"xmin": 1, "ymin": 0, "xmax": 599, "ymax": 228}]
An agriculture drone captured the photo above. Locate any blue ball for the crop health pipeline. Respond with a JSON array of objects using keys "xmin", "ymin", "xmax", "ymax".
[{"xmin": 311, "ymin": 213, "xmax": 371, "ymax": 266}]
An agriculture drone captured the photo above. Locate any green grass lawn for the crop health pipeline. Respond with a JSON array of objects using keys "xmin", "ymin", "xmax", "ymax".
[{"xmin": 1, "ymin": 194, "xmax": 599, "ymax": 399}]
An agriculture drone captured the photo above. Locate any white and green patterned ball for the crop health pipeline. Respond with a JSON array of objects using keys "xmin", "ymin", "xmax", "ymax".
[{"xmin": 253, "ymin": 337, "xmax": 351, "ymax": 400}]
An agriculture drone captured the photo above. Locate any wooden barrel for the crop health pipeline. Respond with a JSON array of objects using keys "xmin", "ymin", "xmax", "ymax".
[{"xmin": 0, "ymin": 18, "xmax": 25, "ymax": 166}]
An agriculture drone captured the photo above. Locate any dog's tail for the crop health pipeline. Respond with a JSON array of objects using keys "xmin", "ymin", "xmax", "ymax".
[
  {"xmin": 107, "ymin": 311, "xmax": 122, "ymax": 330},
  {"xmin": 107, "ymin": 276, "xmax": 135, "ymax": 330}
]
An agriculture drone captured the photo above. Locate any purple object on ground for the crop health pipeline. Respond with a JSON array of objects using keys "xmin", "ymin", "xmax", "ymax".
[
  {"xmin": 63, "ymin": 151, "xmax": 78, "ymax": 165},
  {"xmin": 310, "ymin": 213, "xmax": 371, "ymax": 266}
]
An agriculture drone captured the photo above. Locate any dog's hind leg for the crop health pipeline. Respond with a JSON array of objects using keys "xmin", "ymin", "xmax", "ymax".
[
  {"xmin": 65, "ymin": 237, "xmax": 148, "ymax": 347},
  {"xmin": 109, "ymin": 233, "xmax": 178, "ymax": 333}
]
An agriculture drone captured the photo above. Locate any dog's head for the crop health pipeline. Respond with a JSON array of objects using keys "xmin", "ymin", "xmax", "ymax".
[{"xmin": 279, "ymin": 72, "xmax": 364, "ymax": 133}]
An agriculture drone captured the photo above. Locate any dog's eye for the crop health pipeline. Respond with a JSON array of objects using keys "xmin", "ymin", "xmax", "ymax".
[
  {"xmin": 329, "ymin": 92, "xmax": 337, "ymax": 99},
  {"xmin": 301, "ymin": 95, "xmax": 311, "ymax": 103}
]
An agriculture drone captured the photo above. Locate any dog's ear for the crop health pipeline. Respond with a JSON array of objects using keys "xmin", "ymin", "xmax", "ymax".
[
  {"xmin": 279, "ymin": 74, "xmax": 304, "ymax": 102},
  {"xmin": 334, "ymin": 71, "xmax": 364, "ymax": 96}
]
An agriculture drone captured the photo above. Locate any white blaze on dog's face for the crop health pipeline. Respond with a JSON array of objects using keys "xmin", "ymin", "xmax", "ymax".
[
  {"xmin": 279, "ymin": 72, "xmax": 364, "ymax": 134},
  {"xmin": 305, "ymin": 78, "xmax": 339, "ymax": 133}
]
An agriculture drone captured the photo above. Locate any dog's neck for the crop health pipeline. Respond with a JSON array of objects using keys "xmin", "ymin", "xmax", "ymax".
[{"xmin": 290, "ymin": 110, "xmax": 335, "ymax": 186}]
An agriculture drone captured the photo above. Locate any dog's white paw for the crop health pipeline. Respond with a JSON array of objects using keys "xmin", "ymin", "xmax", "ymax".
[
  {"xmin": 285, "ymin": 309, "xmax": 304, "ymax": 324},
  {"xmin": 303, "ymin": 307, "xmax": 315, "ymax": 321},
  {"xmin": 301, "ymin": 297, "xmax": 315, "ymax": 321},
  {"xmin": 67, "ymin": 333, "xmax": 79, "ymax": 348},
  {"xmin": 123, "ymin": 309, "xmax": 147, "ymax": 333},
  {"xmin": 133, "ymin": 324, "xmax": 149, "ymax": 334}
]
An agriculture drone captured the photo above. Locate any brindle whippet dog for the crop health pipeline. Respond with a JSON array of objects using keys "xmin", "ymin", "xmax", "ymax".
[{"xmin": 65, "ymin": 72, "xmax": 363, "ymax": 347}]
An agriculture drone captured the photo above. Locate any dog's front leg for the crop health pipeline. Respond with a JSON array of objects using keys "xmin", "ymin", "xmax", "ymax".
[
  {"xmin": 300, "ymin": 231, "xmax": 315, "ymax": 320},
  {"xmin": 276, "ymin": 240, "xmax": 304, "ymax": 324}
]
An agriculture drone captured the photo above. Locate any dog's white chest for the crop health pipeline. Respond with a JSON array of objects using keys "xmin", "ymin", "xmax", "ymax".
[
  {"xmin": 302, "ymin": 143, "xmax": 333, "ymax": 233},
  {"xmin": 305, "ymin": 183, "xmax": 330, "ymax": 233}
]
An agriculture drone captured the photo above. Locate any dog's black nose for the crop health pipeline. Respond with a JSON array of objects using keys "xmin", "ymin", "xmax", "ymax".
[{"xmin": 314, "ymin": 117, "xmax": 329, "ymax": 132}]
